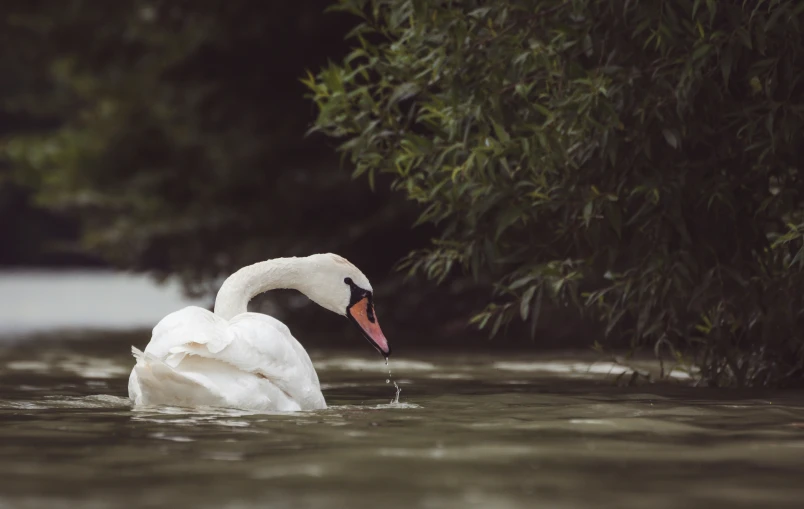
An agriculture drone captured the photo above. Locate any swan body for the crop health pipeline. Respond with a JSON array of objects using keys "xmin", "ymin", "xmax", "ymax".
[{"xmin": 128, "ymin": 253, "xmax": 390, "ymax": 412}]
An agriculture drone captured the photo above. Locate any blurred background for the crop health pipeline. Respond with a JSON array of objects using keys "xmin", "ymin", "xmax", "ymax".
[
  {"xmin": 0, "ymin": 0, "xmax": 592, "ymax": 350},
  {"xmin": 0, "ymin": 1, "xmax": 451, "ymax": 345}
]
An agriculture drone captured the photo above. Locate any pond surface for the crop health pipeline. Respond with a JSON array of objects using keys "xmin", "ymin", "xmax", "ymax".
[
  {"xmin": 0, "ymin": 270, "xmax": 208, "ymax": 335},
  {"xmin": 1, "ymin": 334, "xmax": 804, "ymax": 509}
]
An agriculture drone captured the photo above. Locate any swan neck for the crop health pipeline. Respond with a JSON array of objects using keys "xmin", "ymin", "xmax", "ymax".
[{"xmin": 213, "ymin": 258, "xmax": 305, "ymax": 320}]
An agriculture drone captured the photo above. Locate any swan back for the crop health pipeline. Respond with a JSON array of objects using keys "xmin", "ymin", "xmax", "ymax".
[{"xmin": 130, "ymin": 306, "xmax": 326, "ymax": 411}]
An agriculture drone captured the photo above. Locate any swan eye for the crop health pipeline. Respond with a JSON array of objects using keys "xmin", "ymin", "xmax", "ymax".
[{"xmin": 344, "ymin": 277, "xmax": 353, "ymax": 285}]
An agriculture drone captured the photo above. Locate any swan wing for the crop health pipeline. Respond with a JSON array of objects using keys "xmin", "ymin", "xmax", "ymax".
[
  {"xmin": 129, "ymin": 346, "xmax": 230, "ymax": 408},
  {"xmin": 130, "ymin": 306, "xmax": 325, "ymax": 411}
]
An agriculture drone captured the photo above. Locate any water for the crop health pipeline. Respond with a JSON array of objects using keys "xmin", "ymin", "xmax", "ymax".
[
  {"xmin": 386, "ymin": 358, "xmax": 401, "ymax": 405},
  {"xmin": 2, "ymin": 334, "xmax": 804, "ymax": 509},
  {"xmin": 0, "ymin": 270, "xmax": 208, "ymax": 335}
]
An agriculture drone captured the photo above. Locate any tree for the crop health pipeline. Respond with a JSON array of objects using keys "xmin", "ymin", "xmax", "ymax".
[
  {"xmin": 307, "ymin": 0, "xmax": 804, "ymax": 386},
  {"xmin": 1, "ymin": 0, "xmax": 418, "ymax": 292}
]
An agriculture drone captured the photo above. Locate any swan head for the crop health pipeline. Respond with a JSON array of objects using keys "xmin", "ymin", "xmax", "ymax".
[{"xmin": 301, "ymin": 253, "xmax": 391, "ymax": 358}]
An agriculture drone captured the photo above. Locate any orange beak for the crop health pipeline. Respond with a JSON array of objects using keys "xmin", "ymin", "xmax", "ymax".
[{"xmin": 347, "ymin": 296, "xmax": 391, "ymax": 357}]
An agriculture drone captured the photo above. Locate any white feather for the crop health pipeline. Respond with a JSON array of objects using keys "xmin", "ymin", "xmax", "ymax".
[{"xmin": 128, "ymin": 254, "xmax": 375, "ymax": 412}]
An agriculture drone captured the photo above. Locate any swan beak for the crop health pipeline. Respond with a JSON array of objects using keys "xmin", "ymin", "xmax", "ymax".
[{"xmin": 347, "ymin": 297, "xmax": 391, "ymax": 357}]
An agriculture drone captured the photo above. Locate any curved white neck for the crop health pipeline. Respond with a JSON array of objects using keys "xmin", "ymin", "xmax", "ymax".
[{"xmin": 213, "ymin": 257, "xmax": 306, "ymax": 320}]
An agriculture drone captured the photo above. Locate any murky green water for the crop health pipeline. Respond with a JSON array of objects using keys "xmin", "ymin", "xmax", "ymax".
[{"xmin": 2, "ymin": 335, "xmax": 804, "ymax": 509}]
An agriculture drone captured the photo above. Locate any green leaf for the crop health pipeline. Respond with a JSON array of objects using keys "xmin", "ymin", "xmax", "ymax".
[
  {"xmin": 389, "ymin": 83, "xmax": 420, "ymax": 105},
  {"xmin": 662, "ymin": 128, "xmax": 680, "ymax": 149},
  {"xmin": 490, "ymin": 312, "xmax": 505, "ymax": 338},
  {"xmin": 692, "ymin": 43, "xmax": 712, "ymax": 61},
  {"xmin": 495, "ymin": 207, "xmax": 521, "ymax": 241},
  {"xmin": 519, "ymin": 286, "xmax": 535, "ymax": 321},
  {"xmin": 491, "ymin": 120, "xmax": 511, "ymax": 143},
  {"xmin": 583, "ymin": 202, "xmax": 594, "ymax": 225},
  {"xmin": 509, "ymin": 275, "xmax": 535, "ymax": 290},
  {"xmin": 529, "ymin": 286, "xmax": 544, "ymax": 339}
]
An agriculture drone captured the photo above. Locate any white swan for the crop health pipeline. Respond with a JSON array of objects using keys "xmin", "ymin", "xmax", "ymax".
[{"xmin": 128, "ymin": 253, "xmax": 390, "ymax": 412}]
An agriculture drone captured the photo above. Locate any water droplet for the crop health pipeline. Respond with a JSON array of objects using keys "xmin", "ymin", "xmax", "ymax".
[{"xmin": 381, "ymin": 358, "xmax": 402, "ymax": 405}]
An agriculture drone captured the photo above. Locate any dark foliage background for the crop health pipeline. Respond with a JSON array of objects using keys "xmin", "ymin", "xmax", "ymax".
[
  {"xmin": 0, "ymin": 0, "xmax": 510, "ymax": 345},
  {"xmin": 6, "ymin": 0, "xmax": 804, "ymax": 381},
  {"xmin": 2, "ymin": 1, "xmax": 405, "ymax": 285},
  {"xmin": 308, "ymin": 0, "xmax": 804, "ymax": 386}
]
